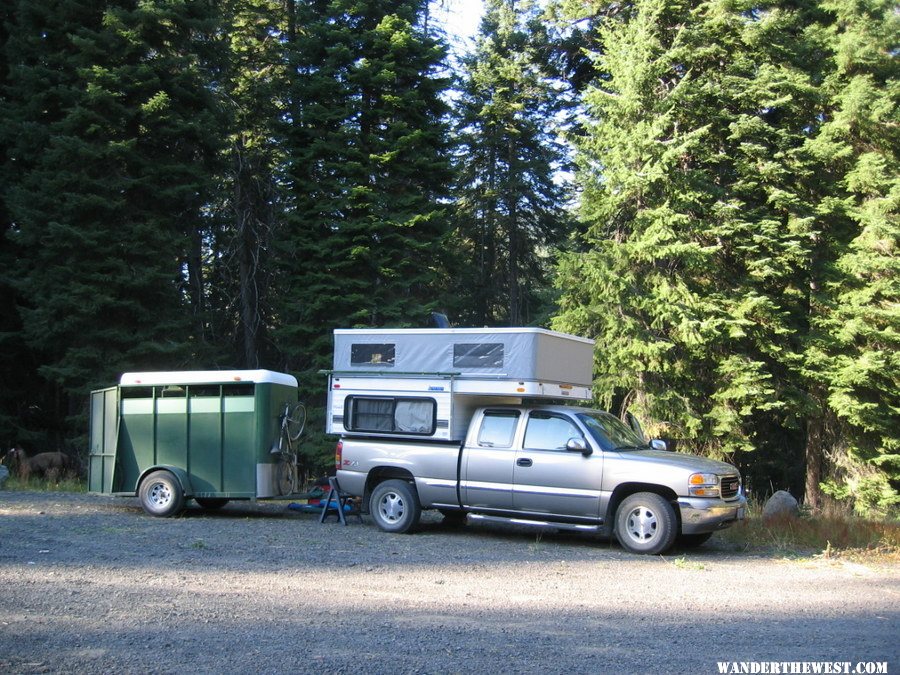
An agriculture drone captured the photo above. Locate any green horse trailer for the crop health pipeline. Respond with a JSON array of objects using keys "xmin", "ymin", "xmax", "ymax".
[{"xmin": 89, "ymin": 370, "xmax": 306, "ymax": 517}]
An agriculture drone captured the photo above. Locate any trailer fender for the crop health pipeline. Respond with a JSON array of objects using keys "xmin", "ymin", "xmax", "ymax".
[{"xmin": 138, "ymin": 465, "xmax": 194, "ymax": 497}]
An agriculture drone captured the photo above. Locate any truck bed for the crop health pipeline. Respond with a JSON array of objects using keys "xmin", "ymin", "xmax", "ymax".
[{"xmin": 337, "ymin": 437, "xmax": 463, "ymax": 509}]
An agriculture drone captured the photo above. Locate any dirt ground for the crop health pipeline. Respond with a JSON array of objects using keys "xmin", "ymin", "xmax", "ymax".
[{"xmin": 0, "ymin": 490, "xmax": 897, "ymax": 674}]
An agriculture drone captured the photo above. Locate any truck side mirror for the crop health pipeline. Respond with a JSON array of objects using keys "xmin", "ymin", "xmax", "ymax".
[
  {"xmin": 566, "ymin": 438, "xmax": 592, "ymax": 456},
  {"xmin": 650, "ymin": 439, "xmax": 671, "ymax": 451}
]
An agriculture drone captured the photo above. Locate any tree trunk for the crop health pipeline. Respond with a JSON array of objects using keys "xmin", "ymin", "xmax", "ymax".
[
  {"xmin": 804, "ymin": 408, "xmax": 826, "ymax": 511},
  {"xmin": 186, "ymin": 224, "xmax": 206, "ymax": 343},
  {"xmin": 507, "ymin": 137, "xmax": 520, "ymax": 326},
  {"xmin": 238, "ymin": 227, "xmax": 259, "ymax": 368},
  {"xmin": 233, "ymin": 141, "xmax": 261, "ymax": 368}
]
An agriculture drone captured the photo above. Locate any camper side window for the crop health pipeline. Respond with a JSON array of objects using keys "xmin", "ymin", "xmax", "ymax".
[
  {"xmin": 453, "ymin": 343, "xmax": 504, "ymax": 368},
  {"xmin": 351, "ymin": 344, "xmax": 395, "ymax": 367},
  {"xmin": 345, "ymin": 396, "xmax": 436, "ymax": 435}
]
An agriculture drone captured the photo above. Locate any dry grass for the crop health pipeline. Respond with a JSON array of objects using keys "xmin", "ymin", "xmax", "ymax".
[
  {"xmin": 719, "ymin": 498, "xmax": 900, "ymax": 563},
  {"xmin": 2, "ymin": 474, "xmax": 87, "ymax": 493}
]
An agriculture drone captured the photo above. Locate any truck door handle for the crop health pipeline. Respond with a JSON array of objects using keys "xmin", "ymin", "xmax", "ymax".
[{"xmin": 517, "ymin": 458, "xmax": 533, "ymax": 467}]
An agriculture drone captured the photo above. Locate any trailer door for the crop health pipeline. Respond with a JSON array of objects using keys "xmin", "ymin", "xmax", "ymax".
[{"xmin": 88, "ymin": 387, "xmax": 119, "ymax": 493}]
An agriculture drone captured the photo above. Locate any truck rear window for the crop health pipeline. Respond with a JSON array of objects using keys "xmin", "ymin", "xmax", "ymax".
[
  {"xmin": 477, "ymin": 410, "xmax": 520, "ymax": 447},
  {"xmin": 345, "ymin": 396, "xmax": 436, "ymax": 435}
]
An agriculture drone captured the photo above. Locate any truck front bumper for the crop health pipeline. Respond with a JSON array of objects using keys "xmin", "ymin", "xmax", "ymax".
[{"xmin": 678, "ymin": 494, "xmax": 747, "ymax": 535}]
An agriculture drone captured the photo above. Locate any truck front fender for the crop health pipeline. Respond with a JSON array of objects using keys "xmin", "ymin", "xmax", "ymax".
[{"xmin": 604, "ymin": 482, "xmax": 678, "ymax": 528}]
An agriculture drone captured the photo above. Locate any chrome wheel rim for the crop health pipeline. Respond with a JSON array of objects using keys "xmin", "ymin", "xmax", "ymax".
[
  {"xmin": 148, "ymin": 481, "xmax": 172, "ymax": 509},
  {"xmin": 625, "ymin": 505, "xmax": 659, "ymax": 543},
  {"xmin": 378, "ymin": 492, "xmax": 404, "ymax": 524}
]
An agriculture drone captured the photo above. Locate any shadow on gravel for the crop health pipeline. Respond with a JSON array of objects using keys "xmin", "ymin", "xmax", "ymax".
[{"xmin": 0, "ymin": 582, "xmax": 896, "ymax": 674}]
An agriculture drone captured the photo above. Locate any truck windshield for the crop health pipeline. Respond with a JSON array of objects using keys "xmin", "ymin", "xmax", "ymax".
[{"xmin": 576, "ymin": 412, "xmax": 647, "ymax": 452}]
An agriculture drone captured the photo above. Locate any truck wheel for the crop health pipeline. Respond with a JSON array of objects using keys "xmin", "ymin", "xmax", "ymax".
[
  {"xmin": 195, "ymin": 498, "xmax": 229, "ymax": 510},
  {"xmin": 615, "ymin": 492, "xmax": 677, "ymax": 555},
  {"xmin": 139, "ymin": 470, "xmax": 185, "ymax": 518},
  {"xmin": 370, "ymin": 479, "xmax": 421, "ymax": 534}
]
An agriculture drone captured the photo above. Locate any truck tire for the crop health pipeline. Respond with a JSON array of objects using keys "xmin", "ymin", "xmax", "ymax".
[
  {"xmin": 195, "ymin": 498, "xmax": 229, "ymax": 510},
  {"xmin": 370, "ymin": 479, "xmax": 421, "ymax": 534},
  {"xmin": 139, "ymin": 470, "xmax": 185, "ymax": 518},
  {"xmin": 615, "ymin": 492, "xmax": 677, "ymax": 555}
]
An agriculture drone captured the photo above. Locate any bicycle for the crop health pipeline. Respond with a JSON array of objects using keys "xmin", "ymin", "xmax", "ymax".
[{"xmin": 272, "ymin": 401, "xmax": 307, "ymax": 495}]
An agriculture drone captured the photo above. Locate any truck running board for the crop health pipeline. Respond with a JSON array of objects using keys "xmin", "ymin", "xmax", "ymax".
[{"xmin": 467, "ymin": 513, "xmax": 601, "ymax": 533}]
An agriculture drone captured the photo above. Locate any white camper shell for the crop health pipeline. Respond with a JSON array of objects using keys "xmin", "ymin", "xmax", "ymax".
[{"xmin": 326, "ymin": 328, "xmax": 595, "ymax": 441}]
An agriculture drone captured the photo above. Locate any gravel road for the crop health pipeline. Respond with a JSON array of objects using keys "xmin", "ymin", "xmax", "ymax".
[{"xmin": 1, "ymin": 490, "xmax": 897, "ymax": 674}]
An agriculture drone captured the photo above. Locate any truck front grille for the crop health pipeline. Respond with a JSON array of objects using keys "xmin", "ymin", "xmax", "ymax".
[{"xmin": 721, "ymin": 476, "xmax": 740, "ymax": 499}]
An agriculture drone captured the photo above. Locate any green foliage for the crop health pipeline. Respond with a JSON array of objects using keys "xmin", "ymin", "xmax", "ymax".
[
  {"xmin": 551, "ymin": 0, "xmax": 898, "ymax": 511},
  {"xmin": 205, "ymin": 0, "xmax": 291, "ymax": 368},
  {"xmin": 0, "ymin": 0, "xmax": 894, "ymax": 514},
  {"xmin": 451, "ymin": 0, "xmax": 572, "ymax": 326},
  {"xmin": 4, "ymin": 475, "xmax": 86, "ymax": 493},
  {"xmin": 553, "ymin": 0, "xmax": 818, "ymax": 465},
  {"xmin": 276, "ymin": 0, "xmax": 453, "ymax": 374},
  {"xmin": 801, "ymin": 0, "xmax": 900, "ymax": 511},
  {"xmin": 3, "ymin": 0, "xmax": 223, "ymax": 396}
]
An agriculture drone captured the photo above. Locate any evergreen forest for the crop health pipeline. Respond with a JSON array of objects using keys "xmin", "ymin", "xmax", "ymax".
[{"xmin": 1, "ymin": 0, "xmax": 896, "ymax": 514}]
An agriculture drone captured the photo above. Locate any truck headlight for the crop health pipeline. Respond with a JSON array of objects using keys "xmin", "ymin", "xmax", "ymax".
[{"xmin": 689, "ymin": 473, "xmax": 720, "ymax": 497}]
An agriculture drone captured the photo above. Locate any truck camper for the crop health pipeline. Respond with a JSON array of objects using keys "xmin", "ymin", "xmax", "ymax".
[{"xmin": 326, "ymin": 327, "xmax": 595, "ymax": 441}]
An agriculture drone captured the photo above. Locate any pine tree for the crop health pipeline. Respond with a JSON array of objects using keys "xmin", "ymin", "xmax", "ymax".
[
  {"xmin": 2, "ymin": 0, "xmax": 223, "ymax": 440},
  {"xmin": 552, "ymin": 0, "xmax": 823, "ymax": 486},
  {"xmin": 451, "ymin": 0, "xmax": 571, "ymax": 326},
  {"xmin": 0, "ymin": 0, "xmax": 36, "ymax": 444},
  {"xmin": 206, "ymin": 0, "xmax": 290, "ymax": 368},
  {"xmin": 802, "ymin": 0, "xmax": 899, "ymax": 512},
  {"xmin": 277, "ymin": 0, "xmax": 453, "ymax": 375}
]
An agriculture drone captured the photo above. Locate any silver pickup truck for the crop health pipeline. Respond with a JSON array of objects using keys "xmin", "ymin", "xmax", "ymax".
[{"xmin": 336, "ymin": 404, "xmax": 746, "ymax": 554}]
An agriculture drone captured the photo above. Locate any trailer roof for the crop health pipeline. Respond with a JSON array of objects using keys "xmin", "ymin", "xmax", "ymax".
[{"xmin": 120, "ymin": 370, "xmax": 298, "ymax": 387}]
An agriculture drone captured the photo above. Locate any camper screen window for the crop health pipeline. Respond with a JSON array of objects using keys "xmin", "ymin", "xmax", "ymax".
[
  {"xmin": 453, "ymin": 343, "xmax": 504, "ymax": 368},
  {"xmin": 351, "ymin": 344, "xmax": 395, "ymax": 367},
  {"xmin": 346, "ymin": 396, "xmax": 436, "ymax": 435}
]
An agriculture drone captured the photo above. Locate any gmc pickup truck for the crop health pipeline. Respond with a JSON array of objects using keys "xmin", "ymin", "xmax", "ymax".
[{"xmin": 336, "ymin": 404, "xmax": 746, "ymax": 554}]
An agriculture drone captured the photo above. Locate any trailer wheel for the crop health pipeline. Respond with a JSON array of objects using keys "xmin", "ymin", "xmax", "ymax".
[
  {"xmin": 370, "ymin": 479, "xmax": 421, "ymax": 534},
  {"xmin": 195, "ymin": 498, "xmax": 229, "ymax": 510},
  {"xmin": 139, "ymin": 470, "xmax": 185, "ymax": 518}
]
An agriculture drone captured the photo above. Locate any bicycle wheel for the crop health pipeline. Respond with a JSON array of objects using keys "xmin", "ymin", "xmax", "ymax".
[
  {"xmin": 284, "ymin": 402, "xmax": 307, "ymax": 442},
  {"xmin": 276, "ymin": 457, "xmax": 296, "ymax": 496}
]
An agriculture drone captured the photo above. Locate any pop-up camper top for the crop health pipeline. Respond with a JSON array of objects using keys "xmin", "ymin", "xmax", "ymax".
[{"xmin": 325, "ymin": 327, "xmax": 596, "ymax": 441}]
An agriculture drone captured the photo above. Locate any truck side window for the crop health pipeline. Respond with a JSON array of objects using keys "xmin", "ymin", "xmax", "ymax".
[
  {"xmin": 524, "ymin": 413, "xmax": 583, "ymax": 451},
  {"xmin": 477, "ymin": 411, "xmax": 520, "ymax": 447}
]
